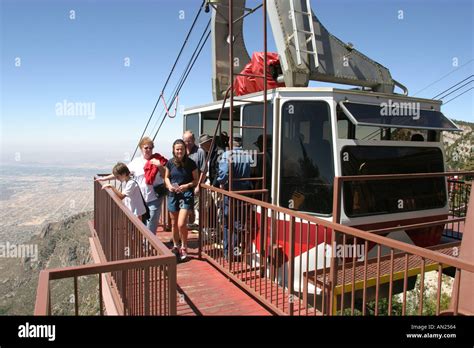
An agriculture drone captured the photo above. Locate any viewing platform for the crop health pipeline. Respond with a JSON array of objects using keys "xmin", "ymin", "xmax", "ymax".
[
  {"xmin": 157, "ymin": 230, "xmax": 271, "ymax": 316},
  {"xmin": 34, "ymin": 174, "xmax": 473, "ymax": 316}
]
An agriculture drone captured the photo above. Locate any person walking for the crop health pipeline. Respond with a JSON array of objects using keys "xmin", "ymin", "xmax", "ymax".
[{"xmin": 164, "ymin": 139, "xmax": 199, "ymax": 261}]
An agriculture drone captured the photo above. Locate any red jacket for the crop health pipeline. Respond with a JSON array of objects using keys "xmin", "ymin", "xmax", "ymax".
[
  {"xmin": 144, "ymin": 153, "xmax": 168, "ymax": 185},
  {"xmin": 233, "ymin": 52, "xmax": 285, "ymax": 96}
]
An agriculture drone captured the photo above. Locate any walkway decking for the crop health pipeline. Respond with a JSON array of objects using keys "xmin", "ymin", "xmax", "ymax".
[{"xmin": 156, "ymin": 228, "xmax": 271, "ymax": 316}]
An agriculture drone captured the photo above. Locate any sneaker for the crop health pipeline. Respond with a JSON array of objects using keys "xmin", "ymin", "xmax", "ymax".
[
  {"xmin": 171, "ymin": 246, "xmax": 179, "ymax": 256},
  {"xmin": 179, "ymin": 247, "xmax": 188, "ymax": 261}
]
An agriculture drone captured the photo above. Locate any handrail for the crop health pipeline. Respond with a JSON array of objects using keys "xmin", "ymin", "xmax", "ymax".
[
  {"xmin": 47, "ymin": 255, "xmax": 174, "ymax": 280},
  {"xmin": 367, "ymin": 217, "xmax": 466, "ymax": 235},
  {"xmin": 36, "ymin": 177, "xmax": 178, "ymax": 316},
  {"xmin": 35, "ymin": 256, "xmax": 172, "ymax": 315},
  {"xmin": 200, "ymin": 176, "xmax": 473, "ymax": 316},
  {"xmin": 35, "ymin": 271, "xmax": 51, "ymax": 315},
  {"xmin": 337, "ymin": 171, "xmax": 474, "ymax": 182},
  {"xmin": 92, "ymin": 176, "xmax": 177, "ymax": 315},
  {"xmin": 201, "ymin": 183, "xmax": 474, "ymax": 272},
  {"xmin": 94, "ymin": 175, "xmax": 172, "ymax": 257}
]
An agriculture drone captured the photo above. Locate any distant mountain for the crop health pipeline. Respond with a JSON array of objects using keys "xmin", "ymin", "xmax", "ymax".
[
  {"xmin": 0, "ymin": 212, "xmax": 98, "ymax": 315},
  {"xmin": 444, "ymin": 120, "xmax": 473, "ymax": 171}
]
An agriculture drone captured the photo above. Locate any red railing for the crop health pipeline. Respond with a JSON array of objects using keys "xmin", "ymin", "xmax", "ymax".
[
  {"xmin": 199, "ymin": 172, "xmax": 473, "ymax": 316},
  {"xmin": 445, "ymin": 178, "xmax": 471, "ymax": 239},
  {"xmin": 93, "ymin": 177, "xmax": 173, "ymax": 261},
  {"xmin": 34, "ymin": 256, "xmax": 173, "ymax": 315},
  {"xmin": 34, "ymin": 177, "xmax": 177, "ymax": 315}
]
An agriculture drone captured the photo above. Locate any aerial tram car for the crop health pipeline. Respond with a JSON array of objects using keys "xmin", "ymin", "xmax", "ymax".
[{"xmin": 183, "ymin": 0, "xmax": 463, "ymax": 297}]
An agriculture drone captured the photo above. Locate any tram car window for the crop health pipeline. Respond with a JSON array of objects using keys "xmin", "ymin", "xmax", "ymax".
[
  {"xmin": 242, "ymin": 103, "xmax": 273, "ymax": 197},
  {"xmin": 341, "ymin": 146, "xmax": 447, "ymax": 217},
  {"xmin": 279, "ymin": 100, "xmax": 334, "ymax": 215},
  {"xmin": 201, "ymin": 108, "xmax": 241, "ymax": 139},
  {"xmin": 184, "ymin": 113, "xmax": 200, "ymax": 138}
]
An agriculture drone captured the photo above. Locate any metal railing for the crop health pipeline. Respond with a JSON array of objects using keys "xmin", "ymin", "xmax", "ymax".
[
  {"xmin": 93, "ymin": 176, "xmax": 173, "ymax": 261},
  {"xmin": 445, "ymin": 179, "xmax": 471, "ymax": 239},
  {"xmin": 34, "ymin": 256, "xmax": 173, "ymax": 315},
  {"xmin": 35, "ymin": 177, "xmax": 177, "ymax": 315},
  {"xmin": 94, "ymin": 174, "xmax": 170, "ymax": 234},
  {"xmin": 199, "ymin": 172, "xmax": 473, "ymax": 316}
]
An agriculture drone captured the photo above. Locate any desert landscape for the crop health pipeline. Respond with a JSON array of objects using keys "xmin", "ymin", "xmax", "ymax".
[{"xmin": 0, "ymin": 163, "xmax": 106, "ymax": 314}]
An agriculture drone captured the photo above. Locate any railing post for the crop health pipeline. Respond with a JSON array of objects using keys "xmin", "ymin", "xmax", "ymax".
[
  {"xmin": 168, "ymin": 261, "xmax": 177, "ymax": 315},
  {"xmin": 144, "ymin": 267, "xmax": 150, "ymax": 315},
  {"xmin": 228, "ymin": 196, "xmax": 234, "ymax": 270},
  {"xmin": 74, "ymin": 276, "xmax": 79, "ymax": 315},
  {"xmin": 288, "ymin": 216, "xmax": 295, "ymax": 316},
  {"xmin": 259, "ymin": 206, "xmax": 267, "ymax": 278},
  {"xmin": 453, "ymin": 268, "xmax": 461, "ymax": 316},
  {"xmin": 328, "ymin": 177, "xmax": 342, "ymax": 315},
  {"xmin": 99, "ymin": 273, "xmax": 104, "ymax": 316},
  {"xmin": 34, "ymin": 271, "xmax": 51, "ymax": 315},
  {"xmin": 328, "ymin": 227, "xmax": 342, "ymax": 316}
]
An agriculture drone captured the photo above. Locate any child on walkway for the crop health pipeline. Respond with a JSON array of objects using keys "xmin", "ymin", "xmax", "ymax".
[{"xmin": 102, "ymin": 162, "xmax": 147, "ymax": 219}]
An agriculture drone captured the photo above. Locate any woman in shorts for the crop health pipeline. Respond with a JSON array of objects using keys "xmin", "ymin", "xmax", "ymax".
[{"xmin": 164, "ymin": 139, "xmax": 198, "ymax": 260}]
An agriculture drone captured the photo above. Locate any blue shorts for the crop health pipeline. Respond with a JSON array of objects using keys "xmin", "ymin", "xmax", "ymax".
[{"xmin": 167, "ymin": 190, "xmax": 194, "ymax": 212}]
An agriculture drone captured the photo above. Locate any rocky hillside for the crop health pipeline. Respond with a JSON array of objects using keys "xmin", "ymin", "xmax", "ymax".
[
  {"xmin": 0, "ymin": 212, "xmax": 99, "ymax": 315},
  {"xmin": 444, "ymin": 120, "xmax": 473, "ymax": 171}
]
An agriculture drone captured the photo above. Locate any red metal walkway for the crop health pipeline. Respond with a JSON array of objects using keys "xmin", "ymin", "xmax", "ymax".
[{"xmin": 156, "ymin": 228, "xmax": 271, "ymax": 316}]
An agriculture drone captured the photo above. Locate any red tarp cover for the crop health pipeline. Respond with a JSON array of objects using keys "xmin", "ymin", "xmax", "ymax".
[{"xmin": 233, "ymin": 52, "xmax": 285, "ymax": 96}]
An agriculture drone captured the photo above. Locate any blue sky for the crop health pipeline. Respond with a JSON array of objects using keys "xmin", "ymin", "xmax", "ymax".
[{"xmin": 1, "ymin": 0, "xmax": 473, "ymax": 165}]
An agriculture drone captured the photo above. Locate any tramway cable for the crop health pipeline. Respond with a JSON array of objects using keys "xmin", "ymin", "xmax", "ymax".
[
  {"xmin": 131, "ymin": 0, "xmax": 206, "ymax": 160},
  {"xmin": 151, "ymin": 24, "xmax": 211, "ymax": 141},
  {"xmin": 412, "ymin": 59, "xmax": 473, "ymax": 96},
  {"xmin": 432, "ymin": 75, "xmax": 473, "ymax": 100}
]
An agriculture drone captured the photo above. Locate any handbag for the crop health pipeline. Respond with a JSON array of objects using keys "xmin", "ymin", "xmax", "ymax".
[
  {"xmin": 133, "ymin": 180, "xmax": 150, "ymax": 223},
  {"xmin": 140, "ymin": 196, "xmax": 151, "ymax": 223},
  {"xmin": 153, "ymin": 183, "xmax": 168, "ymax": 197}
]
